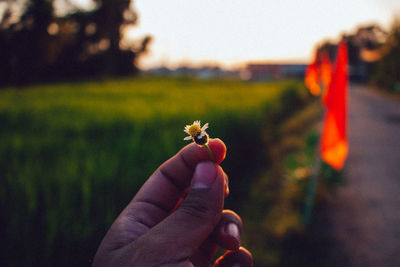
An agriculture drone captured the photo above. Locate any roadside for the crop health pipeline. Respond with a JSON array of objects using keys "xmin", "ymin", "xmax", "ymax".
[
  {"xmin": 241, "ymin": 99, "xmax": 323, "ymax": 266},
  {"xmin": 319, "ymin": 85, "xmax": 400, "ymax": 266},
  {"xmin": 289, "ymin": 84, "xmax": 400, "ymax": 267},
  {"xmin": 364, "ymin": 83, "xmax": 400, "ymax": 101}
]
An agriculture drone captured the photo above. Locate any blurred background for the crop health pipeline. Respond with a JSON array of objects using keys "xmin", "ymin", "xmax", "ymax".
[{"xmin": 0, "ymin": 0, "xmax": 399, "ymax": 266}]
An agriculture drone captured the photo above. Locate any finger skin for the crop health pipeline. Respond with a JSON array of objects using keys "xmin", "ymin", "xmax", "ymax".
[
  {"xmin": 127, "ymin": 162, "xmax": 226, "ymax": 266},
  {"xmin": 214, "ymin": 247, "xmax": 254, "ymax": 267},
  {"xmin": 93, "ymin": 139, "xmax": 226, "ymax": 266},
  {"xmin": 224, "ymin": 173, "xmax": 229, "ymax": 197},
  {"xmin": 213, "ymin": 210, "xmax": 243, "ymax": 251},
  {"xmin": 208, "ymin": 138, "xmax": 226, "ymax": 164},
  {"xmin": 190, "ymin": 210, "xmax": 243, "ymax": 266},
  {"xmin": 172, "ymin": 170, "xmax": 229, "ymax": 213},
  {"xmin": 133, "ymin": 138, "xmax": 226, "ymax": 215}
]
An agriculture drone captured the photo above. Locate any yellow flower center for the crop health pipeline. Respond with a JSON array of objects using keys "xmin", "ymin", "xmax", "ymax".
[{"xmin": 188, "ymin": 124, "xmax": 201, "ymax": 136}]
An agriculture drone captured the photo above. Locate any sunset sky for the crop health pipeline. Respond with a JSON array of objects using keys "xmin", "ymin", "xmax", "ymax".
[{"xmin": 73, "ymin": 0, "xmax": 400, "ymax": 70}]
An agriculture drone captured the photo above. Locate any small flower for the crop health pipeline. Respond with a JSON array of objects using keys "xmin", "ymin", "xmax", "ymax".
[
  {"xmin": 184, "ymin": 120, "xmax": 209, "ymax": 146},
  {"xmin": 183, "ymin": 120, "xmax": 215, "ymax": 161}
]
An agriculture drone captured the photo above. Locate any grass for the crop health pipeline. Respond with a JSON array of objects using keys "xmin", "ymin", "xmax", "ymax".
[
  {"xmin": 241, "ymin": 101, "xmax": 322, "ymax": 266},
  {"xmin": 0, "ymin": 76, "xmax": 309, "ymax": 266},
  {"xmin": 238, "ymin": 99, "xmax": 347, "ymax": 266},
  {"xmin": 0, "ymin": 77, "xmax": 285, "ymax": 122}
]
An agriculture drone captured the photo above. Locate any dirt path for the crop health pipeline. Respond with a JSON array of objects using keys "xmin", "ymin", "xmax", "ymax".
[{"xmin": 320, "ymin": 85, "xmax": 400, "ymax": 266}]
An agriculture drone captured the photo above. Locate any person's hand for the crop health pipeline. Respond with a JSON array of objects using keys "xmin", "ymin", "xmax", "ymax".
[{"xmin": 93, "ymin": 138, "xmax": 253, "ymax": 267}]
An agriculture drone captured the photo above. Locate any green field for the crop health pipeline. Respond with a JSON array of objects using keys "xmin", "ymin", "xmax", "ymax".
[{"xmin": 0, "ymin": 76, "xmax": 309, "ymax": 266}]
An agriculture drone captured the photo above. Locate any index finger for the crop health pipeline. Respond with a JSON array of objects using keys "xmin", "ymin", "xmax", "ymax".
[{"xmin": 127, "ymin": 138, "xmax": 226, "ymax": 222}]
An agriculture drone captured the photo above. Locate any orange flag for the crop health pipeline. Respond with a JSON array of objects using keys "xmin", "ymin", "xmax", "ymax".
[
  {"xmin": 320, "ymin": 52, "xmax": 332, "ymax": 104},
  {"xmin": 305, "ymin": 50, "xmax": 321, "ymax": 96},
  {"xmin": 320, "ymin": 40, "xmax": 348, "ymax": 170}
]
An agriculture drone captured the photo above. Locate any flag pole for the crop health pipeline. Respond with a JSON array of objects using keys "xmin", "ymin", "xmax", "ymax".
[
  {"xmin": 302, "ymin": 47, "xmax": 323, "ymax": 225},
  {"xmin": 302, "ymin": 82, "xmax": 324, "ymax": 226},
  {"xmin": 302, "ymin": 132, "xmax": 321, "ymax": 225},
  {"xmin": 302, "ymin": 40, "xmax": 349, "ymax": 225}
]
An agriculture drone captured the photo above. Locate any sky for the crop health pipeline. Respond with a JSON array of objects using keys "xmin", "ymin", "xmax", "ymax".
[{"xmin": 75, "ymin": 0, "xmax": 400, "ymax": 70}]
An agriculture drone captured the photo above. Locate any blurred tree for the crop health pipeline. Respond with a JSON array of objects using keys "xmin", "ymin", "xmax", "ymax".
[
  {"xmin": 318, "ymin": 24, "xmax": 387, "ymax": 82},
  {"xmin": 346, "ymin": 25, "xmax": 387, "ymax": 82},
  {"xmin": 0, "ymin": 0, "xmax": 151, "ymax": 86},
  {"xmin": 371, "ymin": 19, "xmax": 400, "ymax": 92},
  {"xmin": 0, "ymin": 0, "xmax": 53, "ymax": 84}
]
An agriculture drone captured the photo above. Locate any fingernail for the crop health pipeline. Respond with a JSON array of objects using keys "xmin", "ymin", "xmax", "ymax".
[
  {"xmin": 225, "ymin": 222, "xmax": 240, "ymax": 241},
  {"xmin": 191, "ymin": 162, "xmax": 217, "ymax": 189}
]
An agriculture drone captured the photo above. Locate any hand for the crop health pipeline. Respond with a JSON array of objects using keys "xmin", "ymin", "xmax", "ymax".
[{"xmin": 93, "ymin": 138, "xmax": 253, "ymax": 267}]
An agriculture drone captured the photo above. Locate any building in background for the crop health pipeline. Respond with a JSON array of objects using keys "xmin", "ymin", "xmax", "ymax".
[{"xmin": 241, "ymin": 64, "xmax": 307, "ymax": 81}]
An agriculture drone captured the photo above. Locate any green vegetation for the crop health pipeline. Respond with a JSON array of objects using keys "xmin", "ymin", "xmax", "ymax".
[
  {"xmin": 239, "ymin": 100, "xmax": 345, "ymax": 266},
  {"xmin": 371, "ymin": 19, "xmax": 400, "ymax": 93},
  {"xmin": 239, "ymin": 101, "xmax": 320, "ymax": 265},
  {"xmin": 0, "ymin": 76, "xmax": 310, "ymax": 266}
]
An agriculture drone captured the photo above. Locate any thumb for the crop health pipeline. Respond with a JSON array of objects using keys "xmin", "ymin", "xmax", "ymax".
[
  {"xmin": 132, "ymin": 161, "xmax": 225, "ymax": 264},
  {"xmin": 173, "ymin": 161, "xmax": 225, "ymax": 247}
]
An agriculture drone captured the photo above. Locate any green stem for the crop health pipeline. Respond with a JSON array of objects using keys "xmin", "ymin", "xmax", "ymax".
[{"xmin": 204, "ymin": 145, "xmax": 215, "ymax": 162}]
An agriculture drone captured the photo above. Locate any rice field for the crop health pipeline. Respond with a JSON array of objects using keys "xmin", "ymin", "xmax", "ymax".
[{"xmin": 0, "ymin": 76, "xmax": 308, "ymax": 266}]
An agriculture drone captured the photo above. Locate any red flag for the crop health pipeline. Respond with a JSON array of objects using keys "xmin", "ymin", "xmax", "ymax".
[
  {"xmin": 320, "ymin": 52, "xmax": 332, "ymax": 104},
  {"xmin": 305, "ymin": 50, "xmax": 321, "ymax": 96},
  {"xmin": 320, "ymin": 40, "xmax": 348, "ymax": 170}
]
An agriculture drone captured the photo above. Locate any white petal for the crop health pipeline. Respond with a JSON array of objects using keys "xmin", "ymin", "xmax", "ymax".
[
  {"xmin": 184, "ymin": 136, "xmax": 192, "ymax": 141},
  {"xmin": 201, "ymin": 123, "xmax": 209, "ymax": 131},
  {"xmin": 193, "ymin": 120, "xmax": 201, "ymax": 126},
  {"xmin": 198, "ymin": 132, "xmax": 205, "ymax": 138},
  {"xmin": 184, "ymin": 125, "xmax": 190, "ymax": 133}
]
